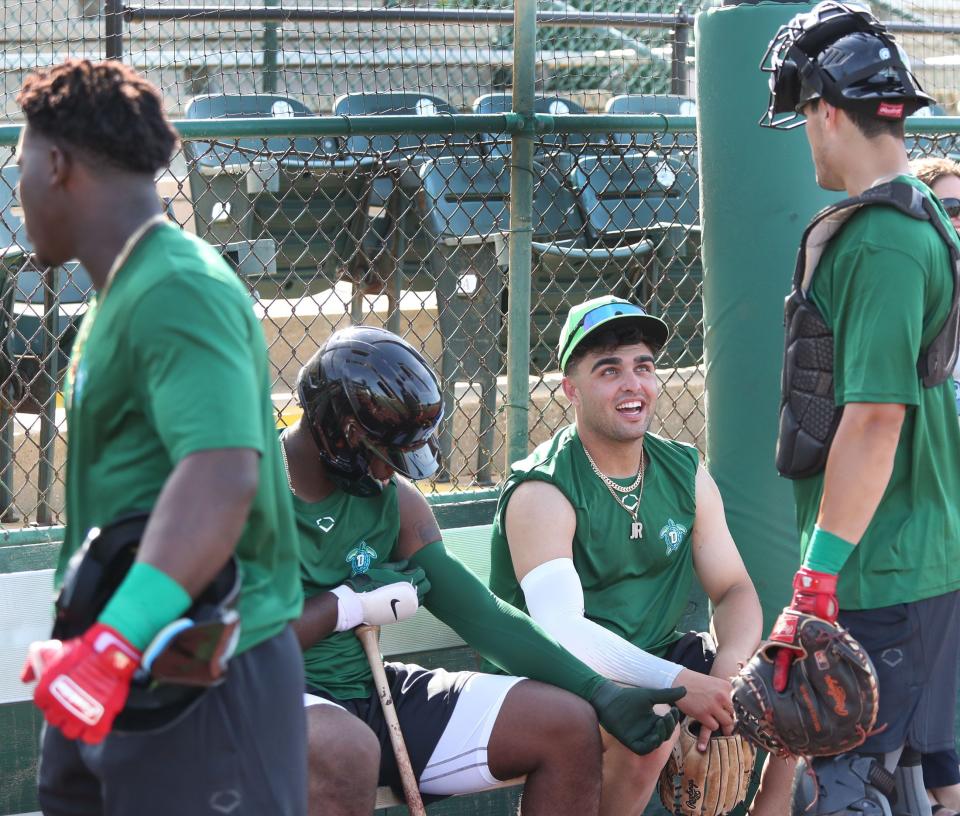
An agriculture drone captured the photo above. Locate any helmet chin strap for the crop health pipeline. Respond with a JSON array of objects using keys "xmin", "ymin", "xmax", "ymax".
[
  {"xmin": 309, "ymin": 417, "xmax": 385, "ymax": 498},
  {"xmin": 327, "ymin": 467, "xmax": 384, "ymax": 498}
]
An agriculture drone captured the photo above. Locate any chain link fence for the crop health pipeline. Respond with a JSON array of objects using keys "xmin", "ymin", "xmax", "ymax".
[
  {"xmin": 0, "ymin": 3, "xmax": 957, "ymax": 524},
  {"xmin": 4, "ymin": 2, "xmax": 960, "ymax": 119},
  {"xmin": 0, "ymin": 121, "xmax": 957, "ymax": 525}
]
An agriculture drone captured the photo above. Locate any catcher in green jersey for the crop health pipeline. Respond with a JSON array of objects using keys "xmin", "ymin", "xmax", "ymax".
[
  {"xmin": 284, "ymin": 325, "xmax": 687, "ymax": 816},
  {"xmin": 487, "ymin": 296, "xmax": 795, "ymax": 816}
]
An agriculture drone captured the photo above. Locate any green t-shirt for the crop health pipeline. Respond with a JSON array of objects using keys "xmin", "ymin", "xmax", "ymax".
[
  {"xmin": 794, "ymin": 176, "xmax": 960, "ymax": 609},
  {"xmin": 488, "ymin": 426, "xmax": 699, "ymax": 658},
  {"xmin": 295, "ymin": 481, "xmax": 400, "ymax": 700},
  {"xmin": 62, "ymin": 222, "xmax": 302, "ymax": 653}
]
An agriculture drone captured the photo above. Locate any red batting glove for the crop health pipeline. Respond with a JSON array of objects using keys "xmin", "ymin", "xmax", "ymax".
[
  {"xmin": 32, "ymin": 623, "xmax": 141, "ymax": 744},
  {"xmin": 769, "ymin": 608, "xmax": 804, "ymax": 693},
  {"xmin": 21, "ymin": 639, "xmax": 64, "ymax": 683},
  {"xmin": 769, "ymin": 569, "xmax": 839, "ymax": 693},
  {"xmin": 789, "ymin": 567, "xmax": 839, "ymax": 623}
]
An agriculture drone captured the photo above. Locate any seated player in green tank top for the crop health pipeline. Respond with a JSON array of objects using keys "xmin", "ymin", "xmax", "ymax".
[
  {"xmin": 282, "ymin": 325, "xmax": 689, "ymax": 816},
  {"xmin": 487, "ymin": 296, "xmax": 795, "ymax": 816}
]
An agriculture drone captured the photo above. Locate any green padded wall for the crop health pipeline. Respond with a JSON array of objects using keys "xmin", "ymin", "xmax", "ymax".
[{"xmin": 696, "ymin": 2, "xmax": 840, "ymax": 627}]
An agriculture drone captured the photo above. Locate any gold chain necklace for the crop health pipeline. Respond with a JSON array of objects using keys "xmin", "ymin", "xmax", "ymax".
[
  {"xmin": 279, "ymin": 432, "xmax": 297, "ymax": 496},
  {"xmin": 583, "ymin": 444, "xmax": 646, "ymax": 540}
]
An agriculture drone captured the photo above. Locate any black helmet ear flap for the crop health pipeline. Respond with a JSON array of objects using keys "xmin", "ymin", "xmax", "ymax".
[{"xmin": 770, "ymin": 57, "xmax": 801, "ymax": 115}]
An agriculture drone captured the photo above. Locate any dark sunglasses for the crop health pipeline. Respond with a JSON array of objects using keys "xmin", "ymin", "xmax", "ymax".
[{"xmin": 941, "ymin": 198, "xmax": 960, "ymax": 219}]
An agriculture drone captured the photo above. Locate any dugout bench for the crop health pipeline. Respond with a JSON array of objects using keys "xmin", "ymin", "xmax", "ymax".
[
  {"xmin": 0, "ymin": 488, "xmax": 712, "ymax": 815},
  {"xmin": 0, "ymin": 491, "xmax": 531, "ymax": 816}
]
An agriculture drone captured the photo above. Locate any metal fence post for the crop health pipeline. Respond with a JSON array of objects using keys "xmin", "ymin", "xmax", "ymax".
[
  {"xmin": 506, "ymin": 0, "xmax": 537, "ymax": 472},
  {"xmin": 36, "ymin": 265, "xmax": 60, "ymax": 526},
  {"xmin": 671, "ymin": 6, "xmax": 688, "ymax": 96},
  {"xmin": 104, "ymin": 0, "xmax": 124, "ymax": 61},
  {"xmin": 262, "ymin": 0, "xmax": 280, "ymax": 93}
]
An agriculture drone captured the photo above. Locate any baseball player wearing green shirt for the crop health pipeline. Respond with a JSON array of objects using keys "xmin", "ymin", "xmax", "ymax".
[
  {"xmin": 17, "ymin": 60, "xmax": 306, "ymax": 815},
  {"xmin": 488, "ymin": 296, "xmax": 795, "ymax": 816},
  {"xmin": 760, "ymin": 4, "xmax": 960, "ymax": 814}
]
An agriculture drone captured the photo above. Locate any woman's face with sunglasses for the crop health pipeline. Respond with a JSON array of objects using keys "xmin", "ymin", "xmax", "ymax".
[{"xmin": 931, "ymin": 174, "xmax": 960, "ymax": 232}]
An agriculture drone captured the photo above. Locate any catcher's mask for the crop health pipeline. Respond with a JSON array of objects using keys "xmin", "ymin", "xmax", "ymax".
[
  {"xmin": 296, "ymin": 325, "xmax": 444, "ymax": 497},
  {"xmin": 759, "ymin": 0, "xmax": 935, "ymax": 130},
  {"xmin": 54, "ymin": 512, "xmax": 241, "ymax": 696}
]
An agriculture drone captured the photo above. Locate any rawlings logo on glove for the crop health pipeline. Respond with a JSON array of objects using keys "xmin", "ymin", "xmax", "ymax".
[
  {"xmin": 731, "ymin": 611, "xmax": 879, "ymax": 759},
  {"xmin": 658, "ymin": 717, "xmax": 756, "ymax": 816}
]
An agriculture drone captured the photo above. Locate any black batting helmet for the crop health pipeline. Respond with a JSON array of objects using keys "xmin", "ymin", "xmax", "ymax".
[
  {"xmin": 296, "ymin": 326, "xmax": 444, "ymax": 497},
  {"xmin": 759, "ymin": 1, "xmax": 935, "ymax": 130}
]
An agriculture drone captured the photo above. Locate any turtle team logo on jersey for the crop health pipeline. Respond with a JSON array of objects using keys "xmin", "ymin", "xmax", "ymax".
[
  {"xmin": 659, "ymin": 518, "xmax": 688, "ymax": 555},
  {"xmin": 345, "ymin": 541, "xmax": 377, "ymax": 576}
]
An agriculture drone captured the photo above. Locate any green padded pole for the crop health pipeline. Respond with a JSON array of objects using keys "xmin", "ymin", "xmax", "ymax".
[{"xmin": 696, "ymin": 3, "xmax": 839, "ymax": 626}]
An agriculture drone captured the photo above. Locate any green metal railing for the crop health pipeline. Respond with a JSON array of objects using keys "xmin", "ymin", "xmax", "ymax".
[{"xmin": 0, "ymin": 0, "xmax": 955, "ymax": 524}]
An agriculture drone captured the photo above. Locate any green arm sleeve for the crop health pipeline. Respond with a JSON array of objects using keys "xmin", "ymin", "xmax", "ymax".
[{"xmin": 410, "ymin": 540, "xmax": 604, "ymax": 701}]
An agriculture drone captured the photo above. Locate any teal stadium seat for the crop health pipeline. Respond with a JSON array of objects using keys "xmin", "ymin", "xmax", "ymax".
[
  {"xmin": 599, "ymin": 96, "xmax": 703, "ymax": 367},
  {"xmin": 183, "ymin": 94, "xmax": 374, "ymax": 299},
  {"xmin": 330, "ymin": 93, "xmax": 480, "ymax": 329},
  {"xmin": 472, "ymin": 93, "xmax": 597, "ymax": 156},
  {"xmin": 605, "ymin": 94, "xmax": 698, "ymax": 154},
  {"xmin": 417, "ymin": 155, "xmax": 653, "ymax": 480}
]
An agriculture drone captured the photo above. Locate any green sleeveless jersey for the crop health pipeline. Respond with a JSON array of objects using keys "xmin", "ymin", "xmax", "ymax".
[
  {"xmin": 295, "ymin": 481, "xmax": 400, "ymax": 700},
  {"xmin": 489, "ymin": 426, "xmax": 699, "ymax": 657}
]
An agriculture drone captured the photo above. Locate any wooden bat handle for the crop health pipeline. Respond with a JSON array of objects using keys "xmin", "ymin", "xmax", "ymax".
[{"xmin": 355, "ymin": 624, "xmax": 427, "ymax": 816}]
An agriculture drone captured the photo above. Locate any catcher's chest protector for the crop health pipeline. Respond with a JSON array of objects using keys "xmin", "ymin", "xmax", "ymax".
[{"xmin": 777, "ymin": 181, "xmax": 960, "ymax": 479}]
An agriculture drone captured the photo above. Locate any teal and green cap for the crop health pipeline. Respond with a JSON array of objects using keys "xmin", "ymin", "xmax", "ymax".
[{"xmin": 558, "ymin": 295, "xmax": 669, "ymax": 372}]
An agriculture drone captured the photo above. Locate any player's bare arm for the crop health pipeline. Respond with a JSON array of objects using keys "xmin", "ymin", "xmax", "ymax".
[
  {"xmin": 291, "ymin": 595, "xmax": 338, "ymax": 650},
  {"xmin": 818, "ymin": 401, "xmax": 906, "ymax": 541},
  {"xmin": 504, "ymin": 479, "xmax": 577, "ymax": 578},
  {"xmin": 687, "ymin": 464, "xmax": 761, "ymax": 744},
  {"xmin": 137, "ymin": 447, "xmax": 259, "ymax": 596},
  {"xmin": 394, "ymin": 476, "xmax": 444, "ymax": 559},
  {"xmin": 690, "ymin": 464, "xmax": 762, "ymax": 683}
]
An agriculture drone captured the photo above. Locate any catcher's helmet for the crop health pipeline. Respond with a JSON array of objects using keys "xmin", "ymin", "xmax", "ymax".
[
  {"xmin": 296, "ymin": 326, "xmax": 444, "ymax": 497},
  {"xmin": 759, "ymin": 1, "xmax": 935, "ymax": 129}
]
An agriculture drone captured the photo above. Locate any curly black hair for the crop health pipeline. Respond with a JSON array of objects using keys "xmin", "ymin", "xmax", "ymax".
[
  {"xmin": 17, "ymin": 59, "xmax": 178, "ymax": 174},
  {"xmin": 564, "ymin": 324, "xmax": 656, "ymax": 373}
]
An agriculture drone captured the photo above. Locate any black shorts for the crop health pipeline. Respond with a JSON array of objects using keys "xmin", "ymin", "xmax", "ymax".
[
  {"xmin": 307, "ymin": 662, "xmax": 521, "ymax": 802},
  {"xmin": 922, "ymin": 747, "xmax": 960, "ymax": 788},
  {"xmin": 38, "ymin": 626, "xmax": 307, "ymax": 816},
  {"xmin": 667, "ymin": 630, "xmax": 717, "ymax": 676},
  {"xmin": 839, "ymin": 590, "xmax": 960, "ymax": 754}
]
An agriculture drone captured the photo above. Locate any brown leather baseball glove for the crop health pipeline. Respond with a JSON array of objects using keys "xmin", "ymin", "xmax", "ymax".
[
  {"xmin": 731, "ymin": 610, "xmax": 879, "ymax": 758},
  {"xmin": 657, "ymin": 716, "xmax": 756, "ymax": 816}
]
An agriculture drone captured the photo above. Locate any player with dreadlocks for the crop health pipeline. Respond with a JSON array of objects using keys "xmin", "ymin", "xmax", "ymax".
[{"xmin": 16, "ymin": 60, "xmax": 306, "ymax": 815}]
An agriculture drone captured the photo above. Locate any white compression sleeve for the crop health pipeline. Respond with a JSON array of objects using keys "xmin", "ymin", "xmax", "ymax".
[{"xmin": 520, "ymin": 558, "xmax": 683, "ymax": 689}]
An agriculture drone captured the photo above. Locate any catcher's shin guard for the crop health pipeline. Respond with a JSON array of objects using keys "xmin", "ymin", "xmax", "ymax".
[
  {"xmin": 892, "ymin": 748, "xmax": 932, "ymax": 816},
  {"xmin": 792, "ymin": 754, "xmax": 896, "ymax": 816}
]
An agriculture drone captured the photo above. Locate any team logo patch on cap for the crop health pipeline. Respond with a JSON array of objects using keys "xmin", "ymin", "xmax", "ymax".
[{"xmin": 877, "ymin": 102, "xmax": 904, "ymax": 119}]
